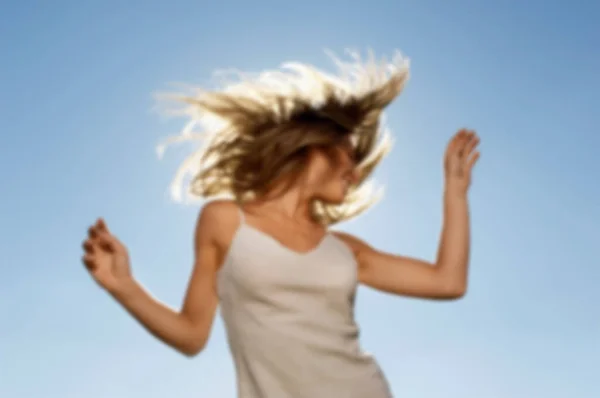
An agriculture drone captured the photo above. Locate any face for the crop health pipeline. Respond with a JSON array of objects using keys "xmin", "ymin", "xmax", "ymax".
[{"xmin": 303, "ymin": 138, "xmax": 359, "ymax": 204}]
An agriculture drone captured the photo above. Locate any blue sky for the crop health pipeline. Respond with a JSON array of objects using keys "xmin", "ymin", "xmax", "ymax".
[{"xmin": 1, "ymin": 0, "xmax": 598, "ymax": 397}]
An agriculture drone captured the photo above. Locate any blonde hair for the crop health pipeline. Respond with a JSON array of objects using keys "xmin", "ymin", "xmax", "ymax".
[{"xmin": 156, "ymin": 50, "xmax": 409, "ymax": 225}]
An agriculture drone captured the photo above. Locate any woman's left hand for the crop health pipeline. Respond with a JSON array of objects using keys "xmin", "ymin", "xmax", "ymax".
[{"xmin": 444, "ymin": 129, "xmax": 480, "ymax": 194}]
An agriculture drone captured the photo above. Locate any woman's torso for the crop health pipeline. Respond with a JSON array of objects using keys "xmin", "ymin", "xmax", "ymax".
[{"xmin": 216, "ymin": 205, "xmax": 392, "ymax": 398}]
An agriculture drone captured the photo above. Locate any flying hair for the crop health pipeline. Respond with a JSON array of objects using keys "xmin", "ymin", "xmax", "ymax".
[{"xmin": 155, "ymin": 49, "xmax": 410, "ymax": 225}]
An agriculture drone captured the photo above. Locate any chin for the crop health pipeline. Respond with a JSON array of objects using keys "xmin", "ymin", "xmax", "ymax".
[
  {"xmin": 317, "ymin": 189, "xmax": 347, "ymax": 205},
  {"xmin": 326, "ymin": 197, "xmax": 345, "ymax": 205},
  {"xmin": 311, "ymin": 179, "xmax": 349, "ymax": 204}
]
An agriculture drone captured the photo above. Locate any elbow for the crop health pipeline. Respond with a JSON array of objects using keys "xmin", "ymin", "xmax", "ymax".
[
  {"xmin": 444, "ymin": 282, "xmax": 467, "ymax": 300},
  {"xmin": 435, "ymin": 265, "xmax": 468, "ymax": 300},
  {"xmin": 179, "ymin": 345, "xmax": 203, "ymax": 358},
  {"xmin": 180, "ymin": 348, "xmax": 200, "ymax": 358},
  {"xmin": 447, "ymin": 288, "xmax": 466, "ymax": 300},
  {"xmin": 435, "ymin": 274, "xmax": 467, "ymax": 299},
  {"xmin": 178, "ymin": 339, "xmax": 207, "ymax": 358}
]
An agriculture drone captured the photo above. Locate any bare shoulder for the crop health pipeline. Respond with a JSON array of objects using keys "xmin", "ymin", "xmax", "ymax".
[
  {"xmin": 331, "ymin": 230, "xmax": 375, "ymax": 259},
  {"xmin": 197, "ymin": 199, "xmax": 240, "ymax": 226},
  {"xmin": 195, "ymin": 199, "xmax": 242, "ymax": 250}
]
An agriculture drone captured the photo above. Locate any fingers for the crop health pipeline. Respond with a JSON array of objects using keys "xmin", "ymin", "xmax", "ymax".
[
  {"xmin": 449, "ymin": 129, "xmax": 467, "ymax": 150},
  {"xmin": 96, "ymin": 218, "xmax": 109, "ymax": 233},
  {"xmin": 88, "ymin": 226, "xmax": 98, "ymax": 240},
  {"xmin": 91, "ymin": 219, "xmax": 123, "ymax": 253},
  {"xmin": 466, "ymin": 150, "xmax": 480, "ymax": 170},
  {"xmin": 88, "ymin": 218, "xmax": 113, "ymax": 248},
  {"xmin": 82, "ymin": 239, "xmax": 94, "ymax": 253},
  {"xmin": 451, "ymin": 129, "xmax": 478, "ymax": 158},
  {"xmin": 448, "ymin": 129, "xmax": 469, "ymax": 156},
  {"xmin": 82, "ymin": 217, "xmax": 114, "ymax": 274},
  {"xmin": 82, "ymin": 253, "xmax": 96, "ymax": 271},
  {"xmin": 82, "ymin": 218, "xmax": 125, "ymax": 270},
  {"xmin": 83, "ymin": 222, "xmax": 113, "ymax": 251},
  {"xmin": 96, "ymin": 231, "xmax": 118, "ymax": 252},
  {"xmin": 462, "ymin": 131, "xmax": 479, "ymax": 159}
]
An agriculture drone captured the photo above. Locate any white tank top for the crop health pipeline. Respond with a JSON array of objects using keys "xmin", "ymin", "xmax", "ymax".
[{"xmin": 216, "ymin": 208, "xmax": 393, "ymax": 398}]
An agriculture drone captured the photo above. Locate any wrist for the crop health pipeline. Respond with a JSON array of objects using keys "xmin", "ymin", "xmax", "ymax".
[
  {"xmin": 444, "ymin": 180, "xmax": 468, "ymax": 196},
  {"xmin": 444, "ymin": 185, "xmax": 468, "ymax": 201},
  {"xmin": 108, "ymin": 277, "xmax": 140, "ymax": 302}
]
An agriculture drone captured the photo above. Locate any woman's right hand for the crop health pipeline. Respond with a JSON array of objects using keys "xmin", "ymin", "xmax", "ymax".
[
  {"xmin": 82, "ymin": 218, "xmax": 133, "ymax": 294},
  {"xmin": 79, "ymin": 203, "xmax": 228, "ymax": 356}
]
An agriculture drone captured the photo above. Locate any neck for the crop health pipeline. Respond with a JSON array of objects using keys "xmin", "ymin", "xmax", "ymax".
[{"xmin": 252, "ymin": 177, "xmax": 316, "ymax": 225}]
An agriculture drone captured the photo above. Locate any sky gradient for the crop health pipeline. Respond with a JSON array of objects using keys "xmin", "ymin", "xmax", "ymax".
[{"xmin": 1, "ymin": 1, "xmax": 599, "ymax": 397}]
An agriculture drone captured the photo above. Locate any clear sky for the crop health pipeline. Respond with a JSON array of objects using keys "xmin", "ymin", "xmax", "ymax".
[{"xmin": 1, "ymin": 1, "xmax": 598, "ymax": 397}]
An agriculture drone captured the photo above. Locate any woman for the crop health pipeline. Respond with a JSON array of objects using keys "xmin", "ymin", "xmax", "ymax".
[{"xmin": 82, "ymin": 51, "xmax": 479, "ymax": 398}]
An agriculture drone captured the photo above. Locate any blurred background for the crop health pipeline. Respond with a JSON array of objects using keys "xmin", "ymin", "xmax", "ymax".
[{"xmin": 1, "ymin": 0, "xmax": 598, "ymax": 397}]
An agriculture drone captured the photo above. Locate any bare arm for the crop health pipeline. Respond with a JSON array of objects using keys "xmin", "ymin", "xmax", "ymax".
[
  {"xmin": 335, "ymin": 189, "xmax": 470, "ymax": 299},
  {"xmin": 84, "ymin": 203, "xmax": 225, "ymax": 356},
  {"xmin": 335, "ymin": 129, "xmax": 479, "ymax": 300}
]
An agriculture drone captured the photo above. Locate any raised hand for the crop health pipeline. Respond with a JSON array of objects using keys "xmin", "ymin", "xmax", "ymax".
[
  {"xmin": 82, "ymin": 218, "xmax": 132, "ymax": 294},
  {"xmin": 444, "ymin": 129, "xmax": 480, "ymax": 193}
]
